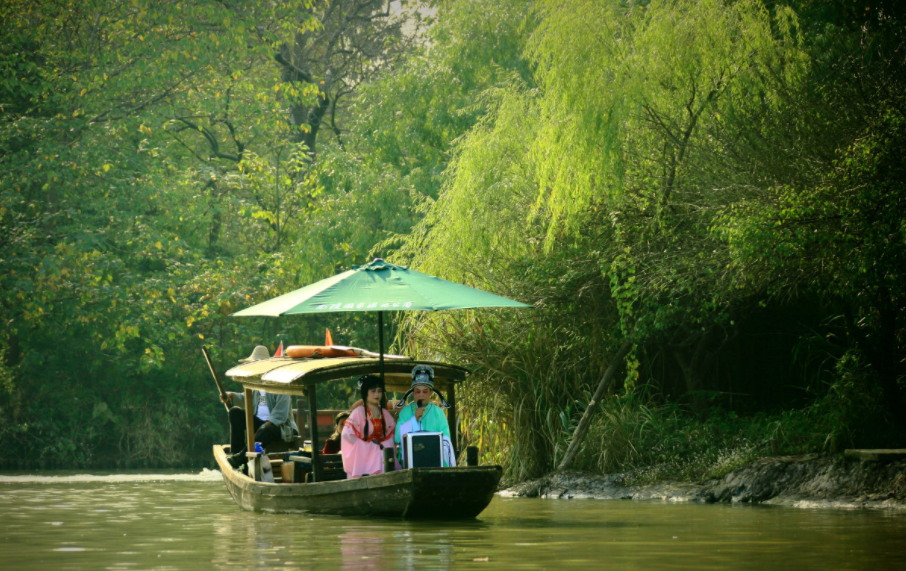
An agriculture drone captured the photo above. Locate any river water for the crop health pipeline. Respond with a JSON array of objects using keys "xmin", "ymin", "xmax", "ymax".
[{"xmin": 1, "ymin": 470, "xmax": 905, "ymax": 570}]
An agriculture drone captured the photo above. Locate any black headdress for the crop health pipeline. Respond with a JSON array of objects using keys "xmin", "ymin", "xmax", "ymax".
[{"xmin": 396, "ymin": 365, "xmax": 450, "ymax": 409}]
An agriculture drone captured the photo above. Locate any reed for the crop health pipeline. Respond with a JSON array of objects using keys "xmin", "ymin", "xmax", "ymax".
[
  {"xmin": 404, "ymin": 304, "xmax": 613, "ymax": 480},
  {"xmin": 400, "ymin": 277, "xmax": 902, "ymax": 484},
  {"xmin": 115, "ymin": 398, "xmax": 223, "ymax": 468},
  {"xmin": 456, "ymin": 349, "xmax": 903, "ymax": 485}
]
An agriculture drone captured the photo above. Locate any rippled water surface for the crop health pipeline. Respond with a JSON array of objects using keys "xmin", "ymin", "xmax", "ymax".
[{"xmin": 2, "ymin": 471, "xmax": 905, "ymax": 570}]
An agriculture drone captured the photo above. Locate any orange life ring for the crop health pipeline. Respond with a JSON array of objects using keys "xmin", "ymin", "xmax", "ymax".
[{"xmin": 285, "ymin": 345, "xmax": 360, "ymax": 359}]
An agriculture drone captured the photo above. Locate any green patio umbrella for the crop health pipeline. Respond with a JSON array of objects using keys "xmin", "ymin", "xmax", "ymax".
[{"xmin": 232, "ymin": 258, "xmax": 530, "ymax": 380}]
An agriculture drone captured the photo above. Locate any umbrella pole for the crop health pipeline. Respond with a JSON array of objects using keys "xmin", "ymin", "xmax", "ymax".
[{"xmin": 378, "ymin": 311, "xmax": 385, "ymax": 384}]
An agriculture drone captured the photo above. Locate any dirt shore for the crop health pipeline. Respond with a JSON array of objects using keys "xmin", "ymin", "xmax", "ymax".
[{"xmin": 499, "ymin": 454, "xmax": 906, "ymax": 510}]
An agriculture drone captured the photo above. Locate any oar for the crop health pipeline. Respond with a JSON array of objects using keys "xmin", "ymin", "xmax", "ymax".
[{"xmin": 202, "ymin": 346, "xmax": 230, "ymax": 411}]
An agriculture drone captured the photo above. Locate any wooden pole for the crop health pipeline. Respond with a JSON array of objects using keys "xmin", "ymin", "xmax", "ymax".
[
  {"xmin": 244, "ymin": 387, "xmax": 256, "ymax": 455},
  {"xmin": 557, "ymin": 338, "xmax": 633, "ymax": 472},
  {"xmin": 201, "ymin": 346, "xmax": 230, "ymax": 411},
  {"xmin": 295, "ymin": 397, "xmax": 306, "ymax": 437},
  {"xmin": 378, "ymin": 311, "xmax": 385, "ymax": 385},
  {"xmin": 307, "ymin": 383, "xmax": 322, "ymax": 483},
  {"xmin": 447, "ymin": 381, "xmax": 458, "ymax": 459}
]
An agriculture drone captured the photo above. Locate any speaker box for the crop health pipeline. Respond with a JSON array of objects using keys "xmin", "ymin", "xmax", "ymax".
[{"xmin": 402, "ymin": 432, "xmax": 444, "ymax": 468}]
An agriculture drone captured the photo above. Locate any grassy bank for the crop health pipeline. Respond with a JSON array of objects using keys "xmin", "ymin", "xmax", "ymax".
[{"xmin": 454, "ymin": 342, "xmax": 904, "ymax": 486}]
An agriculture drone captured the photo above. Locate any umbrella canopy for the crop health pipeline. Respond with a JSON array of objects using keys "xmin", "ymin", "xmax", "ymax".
[
  {"xmin": 232, "ymin": 259, "xmax": 530, "ymax": 317},
  {"xmin": 232, "ymin": 258, "xmax": 530, "ymax": 385}
]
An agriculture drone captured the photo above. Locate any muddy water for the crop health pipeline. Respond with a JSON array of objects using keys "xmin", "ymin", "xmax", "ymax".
[{"xmin": 1, "ymin": 471, "xmax": 905, "ymax": 570}]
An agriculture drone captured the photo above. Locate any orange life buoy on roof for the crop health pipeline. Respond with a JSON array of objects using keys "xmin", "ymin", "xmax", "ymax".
[{"xmin": 285, "ymin": 345, "xmax": 360, "ymax": 359}]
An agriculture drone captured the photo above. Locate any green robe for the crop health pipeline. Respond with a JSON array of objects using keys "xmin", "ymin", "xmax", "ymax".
[{"xmin": 394, "ymin": 402, "xmax": 451, "ymax": 445}]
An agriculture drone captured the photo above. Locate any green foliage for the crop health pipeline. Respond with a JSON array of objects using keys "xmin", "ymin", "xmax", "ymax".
[
  {"xmin": 528, "ymin": 0, "xmax": 806, "ymax": 242},
  {"xmin": 575, "ymin": 362, "xmax": 900, "ymax": 484},
  {"xmin": 2, "ymin": 0, "xmax": 903, "ymax": 478},
  {"xmin": 299, "ymin": 0, "xmax": 536, "ymax": 274},
  {"xmin": 400, "ymin": 77, "xmax": 542, "ymax": 278},
  {"xmin": 806, "ymin": 350, "xmax": 893, "ymax": 452},
  {"xmin": 719, "ymin": 113, "xmax": 906, "ymax": 408},
  {"xmin": 0, "ymin": 344, "xmax": 14, "ymax": 397},
  {"xmin": 347, "ymin": 0, "xmax": 534, "ymax": 199},
  {"xmin": 0, "ymin": 0, "xmax": 419, "ymax": 467},
  {"xmin": 395, "ymin": 0, "xmax": 906, "ymax": 480}
]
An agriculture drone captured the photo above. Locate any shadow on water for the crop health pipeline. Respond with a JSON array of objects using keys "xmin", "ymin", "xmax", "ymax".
[{"xmin": 2, "ymin": 472, "xmax": 906, "ymax": 570}]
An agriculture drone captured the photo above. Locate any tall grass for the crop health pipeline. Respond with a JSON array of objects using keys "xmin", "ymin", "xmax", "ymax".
[
  {"xmin": 118, "ymin": 399, "xmax": 222, "ymax": 467},
  {"xmin": 543, "ymin": 349, "xmax": 901, "ymax": 484},
  {"xmin": 407, "ymin": 305, "xmax": 902, "ymax": 483},
  {"xmin": 404, "ymin": 307, "xmax": 610, "ymax": 480}
]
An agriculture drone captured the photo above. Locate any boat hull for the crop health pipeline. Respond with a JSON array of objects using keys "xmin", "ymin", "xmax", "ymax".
[{"xmin": 213, "ymin": 445, "xmax": 502, "ymax": 518}]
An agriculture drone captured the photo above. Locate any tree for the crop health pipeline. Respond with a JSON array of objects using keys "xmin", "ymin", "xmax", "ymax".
[
  {"xmin": 0, "ymin": 0, "xmax": 400, "ymax": 465},
  {"xmin": 274, "ymin": 0, "xmax": 425, "ymax": 157}
]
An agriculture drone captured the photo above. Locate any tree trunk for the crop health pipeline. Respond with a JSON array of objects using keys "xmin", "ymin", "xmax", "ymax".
[
  {"xmin": 296, "ymin": 93, "xmax": 331, "ymax": 157},
  {"xmin": 557, "ymin": 338, "xmax": 633, "ymax": 472}
]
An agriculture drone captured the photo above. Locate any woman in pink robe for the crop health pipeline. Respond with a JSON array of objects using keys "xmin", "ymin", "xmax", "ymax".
[{"xmin": 341, "ymin": 375, "xmax": 396, "ymax": 478}]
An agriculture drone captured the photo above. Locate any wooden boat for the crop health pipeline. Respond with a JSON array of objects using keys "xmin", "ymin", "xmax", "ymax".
[
  {"xmin": 214, "ymin": 355, "xmax": 503, "ymax": 518},
  {"xmin": 214, "ymin": 445, "xmax": 501, "ymax": 517}
]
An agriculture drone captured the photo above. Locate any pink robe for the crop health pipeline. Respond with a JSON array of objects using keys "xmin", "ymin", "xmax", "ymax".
[{"xmin": 341, "ymin": 406, "xmax": 397, "ymax": 478}]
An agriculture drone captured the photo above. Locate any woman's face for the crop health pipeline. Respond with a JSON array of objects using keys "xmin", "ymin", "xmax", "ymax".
[
  {"xmin": 413, "ymin": 385, "xmax": 432, "ymax": 404},
  {"xmin": 366, "ymin": 387, "xmax": 383, "ymax": 406}
]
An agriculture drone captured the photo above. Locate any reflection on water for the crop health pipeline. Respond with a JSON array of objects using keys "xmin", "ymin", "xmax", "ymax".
[
  {"xmin": 1, "ymin": 471, "xmax": 905, "ymax": 570},
  {"xmin": 340, "ymin": 529, "xmax": 391, "ymax": 570}
]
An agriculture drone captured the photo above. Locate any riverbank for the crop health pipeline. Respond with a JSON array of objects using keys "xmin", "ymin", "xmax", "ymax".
[{"xmin": 499, "ymin": 454, "xmax": 906, "ymax": 510}]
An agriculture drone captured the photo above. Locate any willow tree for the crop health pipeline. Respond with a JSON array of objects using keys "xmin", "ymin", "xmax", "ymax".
[
  {"xmin": 410, "ymin": 0, "xmax": 808, "ymax": 327},
  {"xmin": 407, "ymin": 0, "xmax": 807, "ymax": 393},
  {"xmin": 391, "ymin": 0, "xmax": 816, "ymax": 475},
  {"xmin": 521, "ymin": 0, "xmax": 808, "ymax": 412},
  {"xmin": 529, "ymin": 0, "xmax": 803, "ymax": 245}
]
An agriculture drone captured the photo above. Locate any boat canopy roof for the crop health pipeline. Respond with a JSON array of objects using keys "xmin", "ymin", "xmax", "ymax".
[{"xmin": 225, "ymin": 356, "xmax": 468, "ymax": 396}]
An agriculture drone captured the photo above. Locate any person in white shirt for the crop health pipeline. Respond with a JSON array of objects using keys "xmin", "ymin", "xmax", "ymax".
[{"xmin": 219, "ymin": 345, "xmax": 298, "ymax": 469}]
